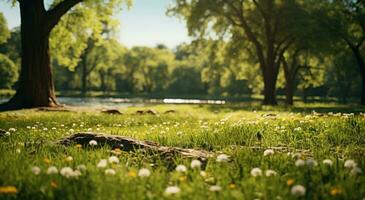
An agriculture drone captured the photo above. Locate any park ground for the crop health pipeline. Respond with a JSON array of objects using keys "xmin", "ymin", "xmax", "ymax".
[{"xmin": 0, "ymin": 103, "xmax": 365, "ymax": 199}]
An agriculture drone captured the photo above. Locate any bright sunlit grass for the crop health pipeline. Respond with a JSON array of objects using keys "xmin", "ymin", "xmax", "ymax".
[{"xmin": 0, "ymin": 104, "xmax": 364, "ymax": 199}]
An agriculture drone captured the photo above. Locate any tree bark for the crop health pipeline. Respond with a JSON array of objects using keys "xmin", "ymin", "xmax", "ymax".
[
  {"xmin": 0, "ymin": 0, "xmax": 57, "ymax": 111},
  {"xmin": 352, "ymin": 47, "xmax": 365, "ymax": 105},
  {"xmin": 262, "ymin": 68, "xmax": 278, "ymax": 105}
]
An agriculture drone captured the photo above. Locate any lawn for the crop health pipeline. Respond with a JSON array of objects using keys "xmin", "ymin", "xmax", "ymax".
[{"xmin": 0, "ymin": 104, "xmax": 364, "ymax": 200}]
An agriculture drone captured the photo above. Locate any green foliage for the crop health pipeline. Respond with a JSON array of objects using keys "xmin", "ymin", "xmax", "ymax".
[
  {"xmin": 50, "ymin": 0, "xmax": 131, "ymax": 70},
  {"xmin": 0, "ymin": 12, "xmax": 10, "ymax": 44},
  {"xmin": 0, "ymin": 53, "xmax": 17, "ymax": 89}
]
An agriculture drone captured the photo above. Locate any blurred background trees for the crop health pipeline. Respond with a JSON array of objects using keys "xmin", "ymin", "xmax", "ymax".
[{"xmin": 0, "ymin": 0, "xmax": 364, "ymax": 105}]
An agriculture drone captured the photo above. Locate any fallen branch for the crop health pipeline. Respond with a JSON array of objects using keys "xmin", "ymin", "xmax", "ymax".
[{"xmin": 57, "ymin": 132, "xmax": 213, "ymax": 160}]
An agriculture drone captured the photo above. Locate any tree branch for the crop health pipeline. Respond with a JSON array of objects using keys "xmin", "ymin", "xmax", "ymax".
[{"xmin": 46, "ymin": 0, "xmax": 82, "ymax": 30}]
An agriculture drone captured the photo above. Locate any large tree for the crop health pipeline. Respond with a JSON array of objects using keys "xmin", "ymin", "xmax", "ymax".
[
  {"xmin": 318, "ymin": 0, "xmax": 365, "ymax": 104},
  {"xmin": 169, "ymin": 0, "xmax": 304, "ymax": 105},
  {"xmin": 0, "ymin": 0, "xmax": 128, "ymax": 111}
]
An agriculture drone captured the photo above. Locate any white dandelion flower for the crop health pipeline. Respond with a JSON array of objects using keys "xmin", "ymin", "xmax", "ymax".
[
  {"xmin": 60, "ymin": 167, "xmax": 74, "ymax": 178},
  {"xmin": 263, "ymin": 149, "xmax": 274, "ymax": 156},
  {"xmin": 322, "ymin": 159, "xmax": 333, "ymax": 166},
  {"xmin": 350, "ymin": 167, "xmax": 362, "ymax": 175},
  {"xmin": 89, "ymin": 140, "xmax": 98, "ymax": 146},
  {"xmin": 209, "ymin": 185, "xmax": 222, "ymax": 192},
  {"xmin": 265, "ymin": 169, "xmax": 277, "ymax": 177},
  {"xmin": 108, "ymin": 156, "xmax": 120, "ymax": 164},
  {"xmin": 294, "ymin": 127, "xmax": 302, "ymax": 132},
  {"xmin": 191, "ymin": 160, "xmax": 202, "ymax": 169},
  {"xmin": 250, "ymin": 168, "xmax": 262, "ymax": 177},
  {"xmin": 306, "ymin": 159, "xmax": 318, "ymax": 167},
  {"xmin": 105, "ymin": 169, "xmax": 116, "ymax": 176},
  {"xmin": 77, "ymin": 164, "xmax": 87, "ymax": 171},
  {"xmin": 4, "ymin": 132, "xmax": 10, "ymax": 136},
  {"xmin": 164, "ymin": 186, "xmax": 181, "ymax": 195},
  {"xmin": 344, "ymin": 160, "xmax": 357, "ymax": 168},
  {"xmin": 291, "ymin": 185, "xmax": 306, "ymax": 197},
  {"xmin": 47, "ymin": 166, "xmax": 58, "ymax": 175},
  {"xmin": 176, "ymin": 165, "xmax": 187, "ymax": 172},
  {"xmin": 8, "ymin": 128, "xmax": 16, "ymax": 132},
  {"xmin": 138, "ymin": 168, "xmax": 151, "ymax": 177},
  {"xmin": 97, "ymin": 159, "xmax": 108, "ymax": 168},
  {"xmin": 295, "ymin": 159, "xmax": 305, "ymax": 167},
  {"xmin": 216, "ymin": 154, "xmax": 229, "ymax": 163},
  {"xmin": 31, "ymin": 166, "xmax": 41, "ymax": 175}
]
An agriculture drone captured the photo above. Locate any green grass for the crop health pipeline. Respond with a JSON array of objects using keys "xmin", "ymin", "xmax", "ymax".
[{"xmin": 0, "ymin": 104, "xmax": 364, "ymax": 199}]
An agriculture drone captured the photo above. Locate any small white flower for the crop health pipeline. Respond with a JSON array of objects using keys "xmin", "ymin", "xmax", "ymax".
[
  {"xmin": 344, "ymin": 160, "xmax": 357, "ymax": 168},
  {"xmin": 73, "ymin": 169, "xmax": 82, "ymax": 177},
  {"xmin": 295, "ymin": 159, "xmax": 305, "ymax": 167},
  {"xmin": 138, "ymin": 168, "xmax": 151, "ymax": 177},
  {"xmin": 164, "ymin": 186, "xmax": 181, "ymax": 195},
  {"xmin": 350, "ymin": 167, "xmax": 362, "ymax": 175},
  {"xmin": 291, "ymin": 185, "xmax": 306, "ymax": 197},
  {"xmin": 264, "ymin": 149, "xmax": 274, "ymax": 156},
  {"xmin": 176, "ymin": 165, "xmax": 187, "ymax": 172},
  {"xmin": 209, "ymin": 185, "xmax": 222, "ymax": 192},
  {"xmin": 9, "ymin": 128, "xmax": 16, "ymax": 132},
  {"xmin": 108, "ymin": 156, "xmax": 120, "ymax": 164},
  {"xmin": 87, "ymin": 128, "xmax": 92, "ymax": 132},
  {"xmin": 31, "ymin": 166, "xmax": 41, "ymax": 175},
  {"xmin": 265, "ymin": 169, "xmax": 277, "ymax": 177},
  {"xmin": 60, "ymin": 167, "xmax": 74, "ymax": 178},
  {"xmin": 176, "ymin": 131, "xmax": 183, "ymax": 136},
  {"xmin": 4, "ymin": 132, "xmax": 10, "ymax": 136},
  {"xmin": 200, "ymin": 171, "xmax": 207, "ymax": 177},
  {"xmin": 306, "ymin": 159, "xmax": 318, "ymax": 167},
  {"xmin": 47, "ymin": 166, "xmax": 58, "ymax": 175},
  {"xmin": 16, "ymin": 149, "xmax": 21, "ymax": 153},
  {"xmin": 322, "ymin": 159, "xmax": 333, "ymax": 166},
  {"xmin": 191, "ymin": 160, "xmax": 202, "ymax": 169},
  {"xmin": 77, "ymin": 164, "xmax": 87, "ymax": 171},
  {"xmin": 250, "ymin": 168, "xmax": 262, "ymax": 177},
  {"xmin": 89, "ymin": 140, "xmax": 98, "ymax": 146},
  {"xmin": 294, "ymin": 127, "xmax": 302, "ymax": 132},
  {"xmin": 52, "ymin": 127, "xmax": 56, "ymax": 130},
  {"xmin": 216, "ymin": 154, "xmax": 229, "ymax": 163},
  {"xmin": 43, "ymin": 128, "xmax": 48, "ymax": 131},
  {"xmin": 97, "ymin": 159, "xmax": 108, "ymax": 168},
  {"xmin": 105, "ymin": 169, "xmax": 116, "ymax": 175}
]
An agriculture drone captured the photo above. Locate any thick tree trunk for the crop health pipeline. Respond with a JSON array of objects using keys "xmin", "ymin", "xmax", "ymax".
[
  {"xmin": 0, "ymin": 1, "xmax": 57, "ymax": 111},
  {"xmin": 262, "ymin": 67, "xmax": 278, "ymax": 105}
]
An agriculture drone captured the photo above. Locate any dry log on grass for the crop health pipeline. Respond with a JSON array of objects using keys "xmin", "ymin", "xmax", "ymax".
[{"xmin": 58, "ymin": 132, "xmax": 213, "ymax": 159}]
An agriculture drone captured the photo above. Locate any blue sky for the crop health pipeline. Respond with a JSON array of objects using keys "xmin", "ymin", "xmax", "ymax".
[{"xmin": 0, "ymin": 0, "xmax": 190, "ymax": 48}]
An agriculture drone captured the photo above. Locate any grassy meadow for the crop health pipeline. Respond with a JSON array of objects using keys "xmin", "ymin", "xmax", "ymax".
[{"xmin": 0, "ymin": 104, "xmax": 364, "ymax": 200}]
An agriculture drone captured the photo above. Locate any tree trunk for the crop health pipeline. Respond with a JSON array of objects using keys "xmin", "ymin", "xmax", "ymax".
[
  {"xmin": 262, "ymin": 66, "xmax": 278, "ymax": 105},
  {"xmin": 81, "ymin": 59, "xmax": 87, "ymax": 97},
  {"xmin": 0, "ymin": 1, "xmax": 57, "ymax": 111},
  {"xmin": 352, "ymin": 48, "xmax": 365, "ymax": 105},
  {"xmin": 285, "ymin": 80, "xmax": 294, "ymax": 105}
]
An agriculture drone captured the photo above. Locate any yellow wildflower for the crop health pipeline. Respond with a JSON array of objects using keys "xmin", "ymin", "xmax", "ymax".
[
  {"xmin": 75, "ymin": 144, "xmax": 82, "ymax": 148},
  {"xmin": 128, "ymin": 171, "xmax": 137, "ymax": 178},
  {"xmin": 0, "ymin": 186, "xmax": 18, "ymax": 194},
  {"xmin": 43, "ymin": 158, "xmax": 51, "ymax": 164},
  {"xmin": 229, "ymin": 183, "xmax": 236, "ymax": 189},
  {"xmin": 330, "ymin": 187, "xmax": 342, "ymax": 196},
  {"xmin": 287, "ymin": 179, "xmax": 295, "ymax": 186}
]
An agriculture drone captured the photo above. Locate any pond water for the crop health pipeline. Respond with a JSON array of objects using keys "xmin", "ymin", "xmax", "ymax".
[{"xmin": 0, "ymin": 97, "xmax": 226, "ymax": 107}]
